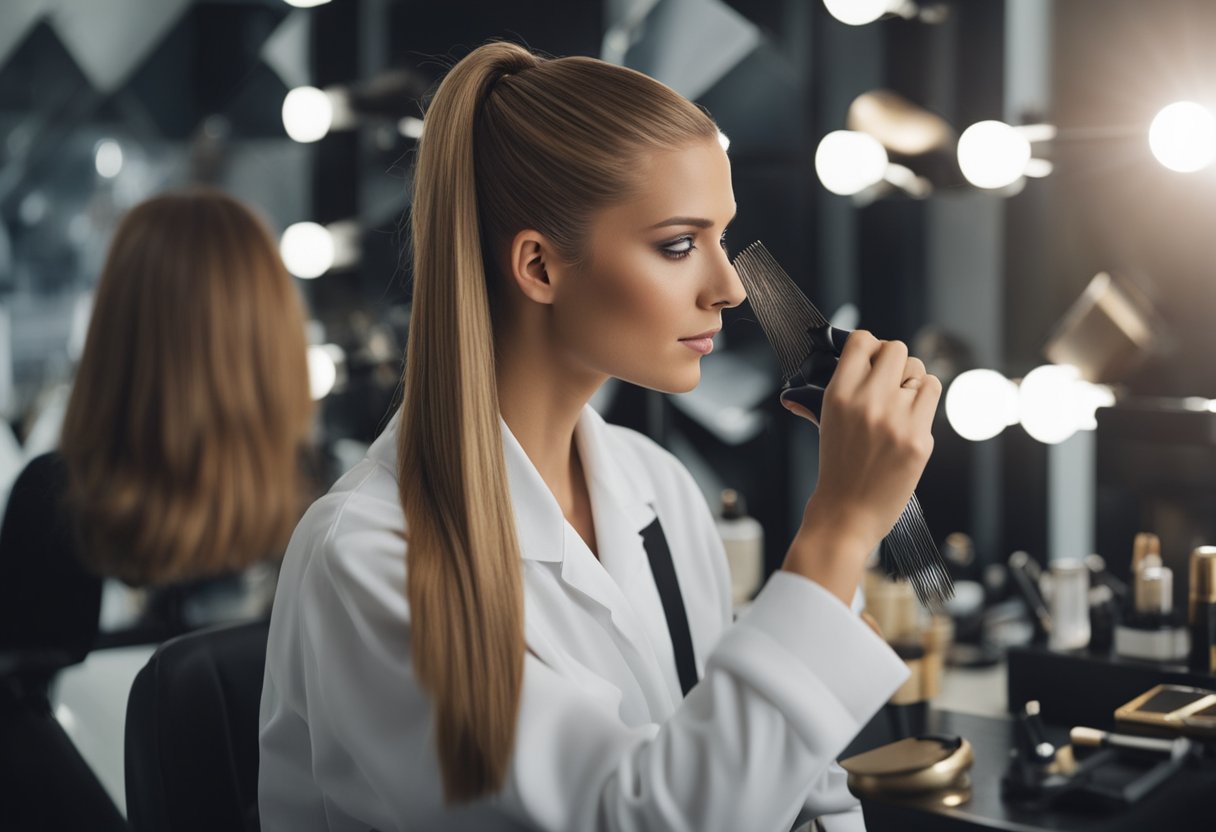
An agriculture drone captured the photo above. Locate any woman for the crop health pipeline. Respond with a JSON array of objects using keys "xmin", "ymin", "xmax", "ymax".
[
  {"xmin": 0, "ymin": 188, "xmax": 314, "ymax": 664},
  {"xmin": 259, "ymin": 42, "xmax": 939, "ymax": 831}
]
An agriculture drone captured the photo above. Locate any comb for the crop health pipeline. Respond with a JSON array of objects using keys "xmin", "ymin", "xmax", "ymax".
[{"xmin": 732, "ymin": 240, "xmax": 953, "ymax": 608}]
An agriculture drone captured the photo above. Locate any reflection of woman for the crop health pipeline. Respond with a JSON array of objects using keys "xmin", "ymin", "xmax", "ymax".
[
  {"xmin": 260, "ymin": 42, "xmax": 939, "ymax": 831},
  {"xmin": 0, "ymin": 188, "xmax": 314, "ymax": 666}
]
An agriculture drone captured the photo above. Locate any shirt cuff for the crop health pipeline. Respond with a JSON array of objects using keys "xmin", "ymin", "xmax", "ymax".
[{"xmin": 717, "ymin": 571, "xmax": 909, "ymax": 747}]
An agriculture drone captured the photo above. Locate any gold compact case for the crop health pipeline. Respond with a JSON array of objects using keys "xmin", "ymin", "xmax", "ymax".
[
  {"xmin": 1114, "ymin": 684, "xmax": 1216, "ymax": 738},
  {"xmin": 840, "ymin": 735, "xmax": 973, "ymax": 799}
]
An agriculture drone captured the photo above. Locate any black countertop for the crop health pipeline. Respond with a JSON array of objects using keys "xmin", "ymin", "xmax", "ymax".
[{"xmin": 849, "ymin": 709, "xmax": 1214, "ymax": 832}]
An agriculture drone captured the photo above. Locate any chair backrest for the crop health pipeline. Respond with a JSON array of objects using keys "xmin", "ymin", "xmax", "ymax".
[{"xmin": 124, "ymin": 619, "xmax": 270, "ymax": 832}]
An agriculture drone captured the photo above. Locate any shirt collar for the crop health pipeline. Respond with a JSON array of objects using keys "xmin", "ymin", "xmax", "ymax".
[
  {"xmin": 373, "ymin": 403, "xmax": 657, "ymax": 564},
  {"xmin": 503, "ymin": 403, "xmax": 656, "ymax": 562}
]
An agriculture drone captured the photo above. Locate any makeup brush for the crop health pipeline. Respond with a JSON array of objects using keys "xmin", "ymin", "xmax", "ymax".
[{"xmin": 732, "ymin": 240, "xmax": 953, "ymax": 607}]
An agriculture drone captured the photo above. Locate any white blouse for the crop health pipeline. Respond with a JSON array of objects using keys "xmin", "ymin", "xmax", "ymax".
[{"xmin": 258, "ymin": 404, "xmax": 908, "ymax": 831}]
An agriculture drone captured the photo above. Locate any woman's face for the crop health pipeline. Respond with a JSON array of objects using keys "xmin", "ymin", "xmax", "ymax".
[{"xmin": 550, "ymin": 137, "xmax": 745, "ymax": 394}]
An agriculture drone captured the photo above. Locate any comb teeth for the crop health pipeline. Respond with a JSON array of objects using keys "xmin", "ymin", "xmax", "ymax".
[
  {"xmin": 883, "ymin": 493, "xmax": 955, "ymax": 608},
  {"xmin": 732, "ymin": 239, "xmax": 956, "ymax": 608},
  {"xmin": 731, "ymin": 241, "xmax": 828, "ymax": 383}
]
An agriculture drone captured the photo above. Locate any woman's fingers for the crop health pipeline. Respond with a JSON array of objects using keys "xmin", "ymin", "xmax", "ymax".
[
  {"xmin": 864, "ymin": 339, "xmax": 910, "ymax": 393},
  {"xmin": 900, "ymin": 357, "xmax": 927, "ymax": 391},
  {"xmin": 910, "ymin": 373, "xmax": 943, "ymax": 432},
  {"xmin": 830, "ymin": 330, "xmax": 882, "ymax": 396}
]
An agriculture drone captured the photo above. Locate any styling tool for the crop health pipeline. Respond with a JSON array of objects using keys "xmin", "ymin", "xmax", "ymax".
[{"xmin": 732, "ymin": 241, "xmax": 953, "ymax": 607}]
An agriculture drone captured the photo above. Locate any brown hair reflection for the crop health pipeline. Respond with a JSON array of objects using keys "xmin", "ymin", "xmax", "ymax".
[{"xmin": 61, "ymin": 188, "xmax": 313, "ymax": 586}]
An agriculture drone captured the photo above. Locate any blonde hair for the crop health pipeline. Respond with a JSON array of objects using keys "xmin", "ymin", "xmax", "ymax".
[
  {"xmin": 400, "ymin": 41, "xmax": 717, "ymax": 802},
  {"xmin": 61, "ymin": 188, "xmax": 313, "ymax": 586}
]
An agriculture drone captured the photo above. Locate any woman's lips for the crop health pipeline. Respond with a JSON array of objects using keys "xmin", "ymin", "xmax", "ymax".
[{"xmin": 679, "ymin": 336, "xmax": 714, "ymax": 355}]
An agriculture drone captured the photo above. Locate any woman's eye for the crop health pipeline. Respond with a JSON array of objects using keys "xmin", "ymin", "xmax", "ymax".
[
  {"xmin": 660, "ymin": 228, "xmax": 730, "ymax": 260},
  {"xmin": 661, "ymin": 236, "xmax": 696, "ymax": 260}
]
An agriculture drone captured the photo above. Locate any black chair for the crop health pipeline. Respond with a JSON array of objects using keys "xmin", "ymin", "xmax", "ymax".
[
  {"xmin": 0, "ymin": 655, "xmax": 129, "ymax": 831},
  {"xmin": 124, "ymin": 619, "xmax": 270, "ymax": 832}
]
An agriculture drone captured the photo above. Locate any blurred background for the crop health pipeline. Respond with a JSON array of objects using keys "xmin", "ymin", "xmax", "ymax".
[
  {"xmin": 6, "ymin": 0, "xmax": 1216, "ymax": 584},
  {"xmin": 7, "ymin": 0, "xmax": 1216, "ymax": 819}
]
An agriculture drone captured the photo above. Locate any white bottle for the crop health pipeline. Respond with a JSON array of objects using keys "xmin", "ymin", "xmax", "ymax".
[{"xmin": 716, "ymin": 489, "xmax": 764, "ymax": 610}]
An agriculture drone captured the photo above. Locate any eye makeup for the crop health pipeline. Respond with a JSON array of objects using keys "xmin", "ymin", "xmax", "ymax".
[{"xmin": 658, "ymin": 229, "xmax": 730, "ymax": 261}]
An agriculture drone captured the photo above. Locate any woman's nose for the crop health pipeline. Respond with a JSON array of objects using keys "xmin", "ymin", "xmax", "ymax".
[{"xmin": 708, "ymin": 247, "xmax": 747, "ymax": 309}]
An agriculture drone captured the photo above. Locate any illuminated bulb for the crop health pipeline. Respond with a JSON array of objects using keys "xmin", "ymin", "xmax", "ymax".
[
  {"xmin": 397, "ymin": 116, "xmax": 424, "ymax": 140},
  {"xmin": 957, "ymin": 121, "xmax": 1031, "ymax": 189},
  {"xmin": 280, "ymin": 222, "xmax": 334, "ymax": 279},
  {"xmin": 282, "ymin": 0, "xmax": 331, "ymax": 7},
  {"xmin": 823, "ymin": 0, "xmax": 899, "ymax": 26},
  {"xmin": 1018, "ymin": 364, "xmax": 1106, "ymax": 445},
  {"xmin": 307, "ymin": 345, "xmax": 337, "ymax": 400},
  {"xmin": 945, "ymin": 369, "xmax": 1020, "ymax": 441},
  {"xmin": 282, "ymin": 86, "xmax": 333, "ymax": 143},
  {"xmin": 1149, "ymin": 101, "xmax": 1216, "ymax": 173},
  {"xmin": 94, "ymin": 140, "xmax": 123, "ymax": 178},
  {"xmin": 815, "ymin": 130, "xmax": 889, "ymax": 196}
]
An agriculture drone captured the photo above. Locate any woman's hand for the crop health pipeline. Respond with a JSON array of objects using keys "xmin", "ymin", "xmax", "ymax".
[{"xmin": 781, "ymin": 330, "xmax": 941, "ymax": 604}]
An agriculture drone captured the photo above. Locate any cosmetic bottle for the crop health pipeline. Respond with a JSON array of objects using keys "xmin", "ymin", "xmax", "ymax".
[
  {"xmin": 1047, "ymin": 559, "xmax": 1090, "ymax": 651},
  {"xmin": 716, "ymin": 489, "xmax": 763, "ymax": 610},
  {"xmin": 1188, "ymin": 546, "xmax": 1216, "ymax": 674},
  {"xmin": 1115, "ymin": 557, "xmax": 1188, "ymax": 662},
  {"xmin": 1131, "ymin": 532, "xmax": 1161, "ymax": 575}
]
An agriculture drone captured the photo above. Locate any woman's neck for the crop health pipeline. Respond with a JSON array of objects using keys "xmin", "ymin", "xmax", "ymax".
[{"xmin": 495, "ymin": 319, "xmax": 606, "ymax": 517}]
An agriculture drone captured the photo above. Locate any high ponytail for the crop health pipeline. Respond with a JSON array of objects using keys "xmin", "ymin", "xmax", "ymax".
[{"xmin": 399, "ymin": 41, "xmax": 718, "ymax": 802}]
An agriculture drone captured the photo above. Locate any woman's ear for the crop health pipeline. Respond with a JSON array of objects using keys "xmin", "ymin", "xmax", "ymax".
[{"xmin": 508, "ymin": 229, "xmax": 559, "ymax": 305}]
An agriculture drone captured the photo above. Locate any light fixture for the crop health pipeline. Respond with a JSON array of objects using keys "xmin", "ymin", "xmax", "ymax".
[
  {"xmin": 1043, "ymin": 272, "xmax": 1163, "ymax": 384},
  {"xmin": 280, "ymin": 220, "xmax": 360, "ymax": 279},
  {"xmin": 945, "ymin": 369, "xmax": 1020, "ymax": 441},
  {"xmin": 307, "ymin": 344, "xmax": 338, "ymax": 400},
  {"xmin": 397, "ymin": 116, "xmax": 424, "ymax": 140},
  {"xmin": 1149, "ymin": 101, "xmax": 1216, "ymax": 173},
  {"xmin": 282, "ymin": 87, "xmax": 335, "ymax": 143},
  {"xmin": 283, "ymin": 70, "xmax": 431, "ymax": 144},
  {"xmin": 282, "ymin": 0, "xmax": 331, "ymax": 8},
  {"xmin": 815, "ymin": 130, "xmax": 889, "ymax": 196},
  {"xmin": 281, "ymin": 223, "xmax": 334, "ymax": 278},
  {"xmin": 847, "ymin": 90, "xmax": 953, "ymax": 157},
  {"xmin": 94, "ymin": 139, "xmax": 123, "ymax": 178},
  {"xmin": 823, "ymin": 0, "xmax": 918, "ymax": 26},
  {"xmin": 957, "ymin": 120, "xmax": 1055, "ymax": 190},
  {"xmin": 1018, "ymin": 364, "xmax": 1114, "ymax": 445}
]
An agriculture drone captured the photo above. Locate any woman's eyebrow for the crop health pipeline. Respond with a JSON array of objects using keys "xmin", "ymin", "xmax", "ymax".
[{"xmin": 647, "ymin": 212, "xmax": 738, "ymax": 230}]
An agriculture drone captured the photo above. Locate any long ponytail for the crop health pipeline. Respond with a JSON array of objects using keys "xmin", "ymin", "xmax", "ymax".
[{"xmin": 399, "ymin": 40, "xmax": 718, "ymax": 802}]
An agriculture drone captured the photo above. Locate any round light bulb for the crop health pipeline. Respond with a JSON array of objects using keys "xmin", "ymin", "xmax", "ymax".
[
  {"xmin": 307, "ymin": 344, "xmax": 337, "ymax": 400},
  {"xmin": 1019, "ymin": 364, "xmax": 1084, "ymax": 444},
  {"xmin": 280, "ymin": 222, "xmax": 334, "ymax": 279},
  {"xmin": 282, "ymin": 0, "xmax": 331, "ymax": 8},
  {"xmin": 815, "ymin": 130, "xmax": 889, "ymax": 196},
  {"xmin": 94, "ymin": 139, "xmax": 123, "ymax": 178},
  {"xmin": 282, "ymin": 86, "xmax": 333, "ymax": 143},
  {"xmin": 957, "ymin": 120, "xmax": 1031, "ymax": 189},
  {"xmin": 823, "ymin": 0, "xmax": 892, "ymax": 26},
  {"xmin": 1149, "ymin": 101, "xmax": 1216, "ymax": 173},
  {"xmin": 945, "ymin": 369, "xmax": 1020, "ymax": 441}
]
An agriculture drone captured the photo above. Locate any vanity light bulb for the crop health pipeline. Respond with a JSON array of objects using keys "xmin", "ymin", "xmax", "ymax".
[
  {"xmin": 1019, "ymin": 364, "xmax": 1084, "ymax": 445},
  {"xmin": 945, "ymin": 369, "xmax": 1019, "ymax": 441},
  {"xmin": 307, "ymin": 345, "xmax": 338, "ymax": 400},
  {"xmin": 815, "ymin": 130, "xmax": 889, "ymax": 196},
  {"xmin": 282, "ymin": 86, "xmax": 333, "ymax": 143},
  {"xmin": 823, "ymin": 0, "xmax": 897, "ymax": 26},
  {"xmin": 1149, "ymin": 101, "xmax": 1216, "ymax": 173},
  {"xmin": 957, "ymin": 121, "xmax": 1031, "ymax": 190},
  {"xmin": 281, "ymin": 222, "xmax": 335, "ymax": 279}
]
